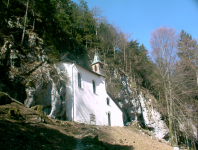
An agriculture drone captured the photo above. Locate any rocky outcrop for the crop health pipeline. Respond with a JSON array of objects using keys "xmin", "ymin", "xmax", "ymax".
[
  {"xmin": 0, "ymin": 25, "xmax": 68, "ymax": 119},
  {"xmin": 109, "ymin": 69, "xmax": 169, "ymax": 140},
  {"xmin": 24, "ymin": 63, "xmax": 68, "ymax": 119},
  {"xmin": 0, "ymin": 40, "xmax": 26, "ymax": 102},
  {"xmin": 139, "ymin": 94, "xmax": 169, "ymax": 139}
]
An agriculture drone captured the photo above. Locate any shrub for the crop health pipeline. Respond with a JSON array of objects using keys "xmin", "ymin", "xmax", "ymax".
[{"xmin": 7, "ymin": 108, "xmax": 20, "ymax": 119}]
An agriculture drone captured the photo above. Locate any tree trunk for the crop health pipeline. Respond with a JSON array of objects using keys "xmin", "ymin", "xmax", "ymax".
[
  {"xmin": 126, "ymin": 53, "xmax": 127, "ymax": 72},
  {"xmin": 168, "ymin": 72, "xmax": 174, "ymax": 146},
  {"xmin": 114, "ymin": 46, "xmax": 115, "ymax": 60},
  {"xmin": 174, "ymin": 116, "xmax": 178, "ymax": 146},
  {"xmin": 164, "ymin": 81, "xmax": 169, "ymax": 114},
  {"xmin": 21, "ymin": 0, "xmax": 29, "ymax": 46},
  {"xmin": 124, "ymin": 44, "xmax": 125, "ymax": 62},
  {"xmin": 196, "ymin": 61, "xmax": 198, "ymax": 86},
  {"xmin": 86, "ymin": 34, "xmax": 87, "ymax": 50},
  {"xmin": 32, "ymin": 11, "xmax": 35, "ymax": 32},
  {"xmin": 7, "ymin": 0, "xmax": 9, "ymax": 8},
  {"xmin": 103, "ymin": 48, "xmax": 105, "ymax": 64},
  {"xmin": 32, "ymin": 18, "xmax": 35, "ymax": 32}
]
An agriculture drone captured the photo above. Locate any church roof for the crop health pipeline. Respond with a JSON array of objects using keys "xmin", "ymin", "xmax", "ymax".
[
  {"xmin": 75, "ymin": 63, "xmax": 104, "ymax": 77},
  {"xmin": 91, "ymin": 51, "xmax": 103, "ymax": 65}
]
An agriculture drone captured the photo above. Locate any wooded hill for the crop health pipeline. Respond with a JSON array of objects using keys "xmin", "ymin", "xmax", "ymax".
[{"xmin": 0, "ymin": 0, "xmax": 197, "ymax": 148}]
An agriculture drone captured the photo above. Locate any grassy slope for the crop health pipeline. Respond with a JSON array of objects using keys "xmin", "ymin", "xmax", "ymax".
[{"xmin": 0, "ymin": 100, "xmax": 174, "ymax": 150}]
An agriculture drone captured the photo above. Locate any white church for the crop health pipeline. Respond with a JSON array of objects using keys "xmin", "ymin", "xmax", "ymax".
[{"xmin": 57, "ymin": 52, "xmax": 124, "ymax": 126}]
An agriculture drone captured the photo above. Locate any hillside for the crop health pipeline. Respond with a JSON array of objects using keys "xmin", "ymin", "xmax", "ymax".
[
  {"xmin": 0, "ymin": 100, "xmax": 174, "ymax": 150},
  {"xmin": 0, "ymin": 0, "xmax": 197, "ymax": 149}
]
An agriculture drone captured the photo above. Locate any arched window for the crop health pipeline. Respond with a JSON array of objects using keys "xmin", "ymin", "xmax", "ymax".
[
  {"xmin": 92, "ymin": 80, "xmax": 96, "ymax": 93},
  {"xmin": 78, "ymin": 73, "xmax": 81, "ymax": 88},
  {"xmin": 107, "ymin": 98, "xmax": 110, "ymax": 105},
  {"xmin": 108, "ymin": 112, "xmax": 111, "ymax": 126}
]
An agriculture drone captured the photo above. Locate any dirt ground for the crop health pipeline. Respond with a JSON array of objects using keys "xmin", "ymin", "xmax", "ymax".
[{"xmin": 0, "ymin": 101, "xmax": 174, "ymax": 150}]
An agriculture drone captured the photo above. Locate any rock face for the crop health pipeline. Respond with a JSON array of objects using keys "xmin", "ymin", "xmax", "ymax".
[
  {"xmin": 0, "ymin": 40, "xmax": 26, "ymax": 102},
  {"xmin": 138, "ymin": 94, "xmax": 169, "ymax": 139},
  {"xmin": 0, "ymin": 26, "xmax": 68, "ymax": 119},
  {"xmin": 24, "ymin": 63, "xmax": 68, "ymax": 119},
  {"xmin": 109, "ymin": 69, "xmax": 169, "ymax": 139}
]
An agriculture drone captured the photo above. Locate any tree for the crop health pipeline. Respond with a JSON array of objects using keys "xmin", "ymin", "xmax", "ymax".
[
  {"xmin": 0, "ymin": 0, "xmax": 7, "ymax": 27},
  {"xmin": 118, "ymin": 32, "xmax": 132, "ymax": 71},
  {"xmin": 21, "ymin": 0, "xmax": 29, "ymax": 46},
  {"xmin": 172, "ymin": 31, "xmax": 198, "ymax": 147},
  {"xmin": 150, "ymin": 25, "xmax": 178, "ymax": 145},
  {"xmin": 177, "ymin": 30, "xmax": 198, "ymax": 87}
]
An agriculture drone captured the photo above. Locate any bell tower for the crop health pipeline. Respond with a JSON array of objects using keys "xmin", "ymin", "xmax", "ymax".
[{"xmin": 91, "ymin": 50, "xmax": 104, "ymax": 75}]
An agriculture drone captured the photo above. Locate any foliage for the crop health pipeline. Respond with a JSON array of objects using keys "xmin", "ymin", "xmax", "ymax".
[
  {"xmin": 31, "ymin": 105, "xmax": 44, "ymax": 113},
  {"xmin": 150, "ymin": 27, "xmax": 198, "ymax": 148},
  {"xmin": 46, "ymin": 45, "xmax": 60, "ymax": 63},
  {"xmin": 0, "ymin": 0, "xmax": 159, "ymax": 93},
  {"xmin": 7, "ymin": 108, "xmax": 20, "ymax": 119},
  {"xmin": 106, "ymin": 78, "xmax": 122, "ymax": 98}
]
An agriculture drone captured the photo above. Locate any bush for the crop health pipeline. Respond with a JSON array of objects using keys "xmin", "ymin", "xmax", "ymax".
[
  {"xmin": 7, "ymin": 108, "xmax": 20, "ymax": 119},
  {"xmin": 31, "ymin": 105, "xmax": 44, "ymax": 113}
]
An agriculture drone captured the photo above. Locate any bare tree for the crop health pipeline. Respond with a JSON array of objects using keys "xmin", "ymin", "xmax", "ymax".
[
  {"xmin": 109, "ymin": 24, "xmax": 120, "ymax": 61},
  {"xmin": 91, "ymin": 6, "xmax": 106, "ymax": 27},
  {"xmin": 118, "ymin": 32, "xmax": 132, "ymax": 71},
  {"xmin": 21, "ymin": 0, "xmax": 29, "ymax": 46},
  {"xmin": 150, "ymin": 25, "xmax": 178, "ymax": 145}
]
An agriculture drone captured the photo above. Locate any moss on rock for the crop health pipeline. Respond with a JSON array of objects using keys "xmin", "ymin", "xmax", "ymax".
[
  {"xmin": 31, "ymin": 105, "xmax": 44, "ymax": 112},
  {"xmin": 7, "ymin": 108, "xmax": 20, "ymax": 119}
]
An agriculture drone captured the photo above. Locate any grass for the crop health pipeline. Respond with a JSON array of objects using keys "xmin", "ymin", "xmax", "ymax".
[{"xmin": 0, "ymin": 100, "xmax": 174, "ymax": 150}]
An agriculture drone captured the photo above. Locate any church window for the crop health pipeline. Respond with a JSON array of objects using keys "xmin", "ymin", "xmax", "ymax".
[
  {"xmin": 108, "ymin": 112, "xmax": 111, "ymax": 126},
  {"xmin": 95, "ymin": 65, "xmax": 97, "ymax": 71},
  {"xmin": 78, "ymin": 73, "xmax": 81, "ymax": 88},
  {"xmin": 90, "ymin": 114, "xmax": 96, "ymax": 125},
  {"xmin": 107, "ymin": 98, "xmax": 110, "ymax": 105},
  {"xmin": 92, "ymin": 80, "xmax": 96, "ymax": 93}
]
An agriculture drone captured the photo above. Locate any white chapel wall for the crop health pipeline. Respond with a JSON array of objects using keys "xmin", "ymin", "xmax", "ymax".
[
  {"xmin": 74, "ymin": 65, "xmax": 105, "ymax": 125},
  {"xmin": 104, "ymin": 95, "xmax": 124, "ymax": 126},
  {"xmin": 57, "ymin": 62, "xmax": 123, "ymax": 127}
]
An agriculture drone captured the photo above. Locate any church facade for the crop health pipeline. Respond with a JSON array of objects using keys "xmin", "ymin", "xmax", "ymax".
[{"xmin": 57, "ymin": 52, "xmax": 123, "ymax": 126}]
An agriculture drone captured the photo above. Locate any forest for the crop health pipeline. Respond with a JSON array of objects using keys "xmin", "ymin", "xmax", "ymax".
[{"xmin": 0, "ymin": 0, "xmax": 197, "ymax": 148}]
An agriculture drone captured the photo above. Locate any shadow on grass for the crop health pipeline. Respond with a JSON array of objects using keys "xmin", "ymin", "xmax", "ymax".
[
  {"xmin": 81, "ymin": 135, "xmax": 133, "ymax": 150},
  {"xmin": 0, "ymin": 120, "xmax": 133, "ymax": 150},
  {"xmin": 0, "ymin": 120, "xmax": 76, "ymax": 150}
]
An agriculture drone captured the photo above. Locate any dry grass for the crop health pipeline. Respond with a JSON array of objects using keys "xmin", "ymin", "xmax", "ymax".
[{"xmin": 0, "ymin": 101, "xmax": 174, "ymax": 150}]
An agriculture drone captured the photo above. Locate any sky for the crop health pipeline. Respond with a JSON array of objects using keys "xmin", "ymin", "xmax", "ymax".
[{"xmin": 72, "ymin": 0, "xmax": 198, "ymax": 53}]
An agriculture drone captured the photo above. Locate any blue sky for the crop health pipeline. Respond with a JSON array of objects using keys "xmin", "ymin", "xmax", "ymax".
[{"xmin": 72, "ymin": 0, "xmax": 198, "ymax": 53}]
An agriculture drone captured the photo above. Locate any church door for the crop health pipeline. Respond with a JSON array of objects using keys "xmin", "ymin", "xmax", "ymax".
[{"xmin": 108, "ymin": 112, "xmax": 111, "ymax": 126}]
